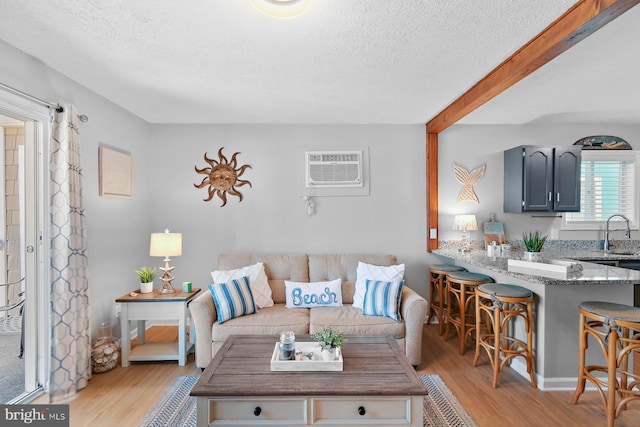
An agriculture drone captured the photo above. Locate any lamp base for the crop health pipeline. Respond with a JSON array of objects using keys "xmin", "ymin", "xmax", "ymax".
[{"xmin": 158, "ymin": 286, "xmax": 175, "ymax": 294}]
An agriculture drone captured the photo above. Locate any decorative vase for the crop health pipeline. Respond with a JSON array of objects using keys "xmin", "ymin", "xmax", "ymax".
[
  {"xmin": 523, "ymin": 251, "xmax": 542, "ymax": 262},
  {"xmin": 321, "ymin": 347, "xmax": 338, "ymax": 361},
  {"xmin": 140, "ymin": 281, "xmax": 154, "ymax": 294}
]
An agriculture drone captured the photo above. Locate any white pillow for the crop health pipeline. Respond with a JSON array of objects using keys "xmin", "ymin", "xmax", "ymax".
[
  {"xmin": 211, "ymin": 262, "xmax": 274, "ymax": 308},
  {"xmin": 352, "ymin": 262, "xmax": 405, "ymax": 309},
  {"xmin": 285, "ymin": 279, "xmax": 342, "ymax": 308}
]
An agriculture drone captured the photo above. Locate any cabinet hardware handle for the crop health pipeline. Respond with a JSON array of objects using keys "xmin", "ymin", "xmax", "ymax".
[
  {"xmin": 548, "ymin": 192, "xmax": 552, "ymax": 202},
  {"xmin": 254, "ymin": 407, "xmax": 262, "ymax": 416},
  {"xmin": 556, "ymin": 193, "xmax": 560, "ymax": 202},
  {"xmin": 358, "ymin": 406, "xmax": 366, "ymax": 416}
]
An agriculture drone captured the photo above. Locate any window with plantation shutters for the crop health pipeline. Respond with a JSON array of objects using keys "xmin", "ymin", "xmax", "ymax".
[{"xmin": 563, "ymin": 151, "xmax": 639, "ymax": 230}]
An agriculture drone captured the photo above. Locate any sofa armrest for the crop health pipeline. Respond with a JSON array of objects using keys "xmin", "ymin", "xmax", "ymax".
[
  {"xmin": 189, "ymin": 289, "xmax": 217, "ymax": 369},
  {"xmin": 400, "ymin": 285, "xmax": 428, "ymax": 366}
]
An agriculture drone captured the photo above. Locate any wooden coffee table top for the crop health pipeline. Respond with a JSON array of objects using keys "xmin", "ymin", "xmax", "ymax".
[{"xmin": 191, "ymin": 335, "xmax": 427, "ymax": 397}]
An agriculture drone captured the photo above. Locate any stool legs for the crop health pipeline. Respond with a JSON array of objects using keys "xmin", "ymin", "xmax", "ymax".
[
  {"xmin": 571, "ymin": 308, "xmax": 640, "ymax": 427},
  {"xmin": 428, "ymin": 272, "xmax": 447, "ymax": 336},
  {"xmin": 446, "ymin": 282, "xmax": 478, "ymax": 355},
  {"xmin": 473, "ymin": 291, "xmax": 536, "ymax": 388}
]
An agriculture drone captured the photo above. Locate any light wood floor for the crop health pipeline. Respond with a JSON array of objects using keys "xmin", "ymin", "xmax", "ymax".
[{"xmin": 54, "ymin": 325, "xmax": 639, "ymax": 427}]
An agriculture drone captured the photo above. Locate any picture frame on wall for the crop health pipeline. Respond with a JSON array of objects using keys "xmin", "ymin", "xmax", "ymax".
[{"xmin": 99, "ymin": 146, "xmax": 133, "ymax": 198}]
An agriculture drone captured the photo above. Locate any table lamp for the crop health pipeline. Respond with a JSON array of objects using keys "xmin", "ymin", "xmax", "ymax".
[
  {"xmin": 453, "ymin": 215, "xmax": 477, "ymax": 252},
  {"xmin": 150, "ymin": 229, "xmax": 182, "ymax": 294}
]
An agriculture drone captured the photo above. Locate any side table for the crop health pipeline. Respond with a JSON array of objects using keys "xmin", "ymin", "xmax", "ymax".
[{"xmin": 115, "ymin": 288, "xmax": 201, "ymax": 367}]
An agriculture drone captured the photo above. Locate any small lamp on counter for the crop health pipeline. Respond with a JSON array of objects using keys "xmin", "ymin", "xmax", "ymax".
[
  {"xmin": 149, "ymin": 229, "xmax": 182, "ymax": 294},
  {"xmin": 453, "ymin": 214, "xmax": 477, "ymax": 252}
]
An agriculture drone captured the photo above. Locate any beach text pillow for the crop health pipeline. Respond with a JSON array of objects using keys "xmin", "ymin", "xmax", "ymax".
[{"xmin": 285, "ymin": 278, "xmax": 342, "ymax": 308}]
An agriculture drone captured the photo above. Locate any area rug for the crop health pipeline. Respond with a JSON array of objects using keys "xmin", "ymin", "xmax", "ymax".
[
  {"xmin": 137, "ymin": 374, "xmax": 477, "ymax": 427},
  {"xmin": 0, "ymin": 315, "xmax": 21, "ymax": 335}
]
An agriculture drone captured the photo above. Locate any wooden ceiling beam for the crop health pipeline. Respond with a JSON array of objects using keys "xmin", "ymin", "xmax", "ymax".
[{"xmin": 425, "ymin": 0, "xmax": 640, "ymax": 251}]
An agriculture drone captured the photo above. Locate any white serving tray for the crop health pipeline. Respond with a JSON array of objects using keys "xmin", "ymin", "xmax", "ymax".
[
  {"xmin": 507, "ymin": 258, "xmax": 583, "ymax": 279},
  {"xmin": 270, "ymin": 342, "xmax": 343, "ymax": 372}
]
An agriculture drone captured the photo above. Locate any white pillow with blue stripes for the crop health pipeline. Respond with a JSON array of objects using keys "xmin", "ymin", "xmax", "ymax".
[
  {"xmin": 362, "ymin": 279, "xmax": 404, "ymax": 322},
  {"xmin": 208, "ymin": 276, "xmax": 257, "ymax": 324}
]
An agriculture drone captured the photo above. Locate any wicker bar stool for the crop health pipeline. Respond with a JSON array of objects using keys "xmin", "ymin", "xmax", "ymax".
[
  {"xmin": 571, "ymin": 301, "xmax": 640, "ymax": 427},
  {"xmin": 445, "ymin": 271, "xmax": 494, "ymax": 355},
  {"xmin": 427, "ymin": 264, "xmax": 467, "ymax": 335},
  {"xmin": 473, "ymin": 283, "xmax": 536, "ymax": 388}
]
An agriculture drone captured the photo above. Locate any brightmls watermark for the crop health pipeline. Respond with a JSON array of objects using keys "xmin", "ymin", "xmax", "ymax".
[{"xmin": 0, "ymin": 405, "xmax": 68, "ymax": 426}]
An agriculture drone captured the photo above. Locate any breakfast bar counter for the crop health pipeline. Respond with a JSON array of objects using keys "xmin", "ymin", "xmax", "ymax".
[{"xmin": 431, "ymin": 249, "xmax": 640, "ymax": 390}]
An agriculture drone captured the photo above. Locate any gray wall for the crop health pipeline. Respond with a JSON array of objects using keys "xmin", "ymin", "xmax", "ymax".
[
  {"xmin": 437, "ymin": 124, "xmax": 640, "ymax": 244},
  {"xmin": 0, "ymin": 40, "xmax": 153, "ymax": 333},
  {"xmin": 148, "ymin": 124, "xmax": 428, "ymax": 299}
]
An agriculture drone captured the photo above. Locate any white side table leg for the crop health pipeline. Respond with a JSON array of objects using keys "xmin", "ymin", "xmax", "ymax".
[{"xmin": 120, "ymin": 304, "xmax": 130, "ymax": 367}]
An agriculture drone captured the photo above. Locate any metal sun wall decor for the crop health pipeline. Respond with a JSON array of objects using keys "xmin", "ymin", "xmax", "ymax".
[
  {"xmin": 453, "ymin": 162, "xmax": 486, "ymax": 204},
  {"xmin": 194, "ymin": 147, "xmax": 252, "ymax": 206}
]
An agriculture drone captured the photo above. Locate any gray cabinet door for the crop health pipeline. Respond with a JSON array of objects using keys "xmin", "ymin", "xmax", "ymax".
[
  {"xmin": 553, "ymin": 147, "xmax": 581, "ymax": 212},
  {"xmin": 523, "ymin": 146, "xmax": 553, "ymax": 211}
]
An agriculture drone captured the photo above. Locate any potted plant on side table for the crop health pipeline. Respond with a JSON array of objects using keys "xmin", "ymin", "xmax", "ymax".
[
  {"xmin": 135, "ymin": 267, "xmax": 156, "ymax": 294},
  {"xmin": 313, "ymin": 326, "xmax": 347, "ymax": 361},
  {"xmin": 522, "ymin": 231, "xmax": 547, "ymax": 262}
]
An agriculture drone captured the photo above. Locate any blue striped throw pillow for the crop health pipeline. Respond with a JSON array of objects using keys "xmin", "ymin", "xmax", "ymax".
[
  {"xmin": 362, "ymin": 279, "xmax": 404, "ymax": 322},
  {"xmin": 208, "ymin": 276, "xmax": 257, "ymax": 323}
]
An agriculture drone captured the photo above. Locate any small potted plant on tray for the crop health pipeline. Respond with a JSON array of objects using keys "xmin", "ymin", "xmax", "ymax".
[
  {"xmin": 522, "ymin": 231, "xmax": 547, "ymax": 262},
  {"xmin": 135, "ymin": 267, "xmax": 156, "ymax": 294},
  {"xmin": 313, "ymin": 326, "xmax": 347, "ymax": 361}
]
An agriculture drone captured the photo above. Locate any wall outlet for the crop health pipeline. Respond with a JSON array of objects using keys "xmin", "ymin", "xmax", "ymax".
[{"xmin": 429, "ymin": 228, "xmax": 437, "ymax": 239}]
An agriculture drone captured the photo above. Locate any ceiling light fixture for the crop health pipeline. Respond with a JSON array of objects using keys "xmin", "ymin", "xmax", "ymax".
[{"xmin": 251, "ymin": 0, "xmax": 311, "ymax": 18}]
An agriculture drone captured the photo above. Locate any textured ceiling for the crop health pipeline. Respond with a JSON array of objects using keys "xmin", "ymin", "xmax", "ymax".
[{"xmin": 2, "ymin": 0, "xmax": 625, "ymax": 125}]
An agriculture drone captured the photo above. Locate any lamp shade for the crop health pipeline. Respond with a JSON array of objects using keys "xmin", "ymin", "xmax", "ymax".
[
  {"xmin": 453, "ymin": 215, "xmax": 478, "ymax": 231},
  {"xmin": 149, "ymin": 230, "xmax": 182, "ymax": 257}
]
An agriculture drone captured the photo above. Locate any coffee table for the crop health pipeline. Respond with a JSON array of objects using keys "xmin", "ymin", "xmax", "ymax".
[{"xmin": 190, "ymin": 334, "xmax": 427, "ymax": 426}]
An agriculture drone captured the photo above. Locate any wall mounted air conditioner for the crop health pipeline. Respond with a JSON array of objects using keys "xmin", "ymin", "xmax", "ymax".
[{"xmin": 305, "ymin": 150, "xmax": 363, "ymax": 188}]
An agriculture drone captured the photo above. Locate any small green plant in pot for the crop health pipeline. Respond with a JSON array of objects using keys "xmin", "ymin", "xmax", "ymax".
[
  {"xmin": 522, "ymin": 231, "xmax": 547, "ymax": 262},
  {"xmin": 313, "ymin": 326, "xmax": 346, "ymax": 361},
  {"xmin": 135, "ymin": 267, "xmax": 156, "ymax": 293}
]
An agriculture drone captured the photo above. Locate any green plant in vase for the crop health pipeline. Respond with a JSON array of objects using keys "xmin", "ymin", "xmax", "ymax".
[
  {"xmin": 135, "ymin": 267, "xmax": 156, "ymax": 293},
  {"xmin": 522, "ymin": 231, "xmax": 547, "ymax": 262},
  {"xmin": 313, "ymin": 326, "xmax": 346, "ymax": 360}
]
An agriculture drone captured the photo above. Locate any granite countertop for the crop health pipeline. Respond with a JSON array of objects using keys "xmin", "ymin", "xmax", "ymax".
[{"xmin": 432, "ymin": 249, "xmax": 640, "ymax": 285}]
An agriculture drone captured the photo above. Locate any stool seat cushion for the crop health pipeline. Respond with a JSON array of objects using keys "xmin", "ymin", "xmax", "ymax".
[
  {"xmin": 446, "ymin": 271, "xmax": 494, "ymax": 283},
  {"xmin": 478, "ymin": 283, "xmax": 532, "ymax": 299},
  {"xmin": 429, "ymin": 265, "xmax": 467, "ymax": 273},
  {"xmin": 580, "ymin": 301, "xmax": 640, "ymax": 323}
]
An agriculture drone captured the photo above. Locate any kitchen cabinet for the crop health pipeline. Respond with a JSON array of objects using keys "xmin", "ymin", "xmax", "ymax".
[{"xmin": 504, "ymin": 145, "xmax": 581, "ymax": 212}]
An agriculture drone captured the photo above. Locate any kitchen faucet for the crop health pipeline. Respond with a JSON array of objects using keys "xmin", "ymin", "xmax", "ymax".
[{"xmin": 604, "ymin": 214, "xmax": 631, "ymax": 251}]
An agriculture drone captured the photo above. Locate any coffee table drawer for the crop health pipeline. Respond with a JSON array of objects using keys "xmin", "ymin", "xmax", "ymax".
[
  {"xmin": 209, "ymin": 397, "xmax": 307, "ymax": 424},
  {"xmin": 311, "ymin": 397, "xmax": 412, "ymax": 424}
]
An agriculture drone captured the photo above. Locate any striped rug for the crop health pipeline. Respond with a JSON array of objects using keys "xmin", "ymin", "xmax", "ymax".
[{"xmin": 138, "ymin": 374, "xmax": 477, "ymax": 427}]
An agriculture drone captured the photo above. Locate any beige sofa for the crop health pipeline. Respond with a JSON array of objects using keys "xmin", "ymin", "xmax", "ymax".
[{"xmin": 189, "ymin": 253, "xmax": 428, "ymax": 368}]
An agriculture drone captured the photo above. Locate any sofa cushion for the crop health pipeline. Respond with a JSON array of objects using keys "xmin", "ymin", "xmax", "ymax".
[
  {"xmin": 211, "ymin": 304, "xmax": 310, "ymax": 342},
  {"xmin": 353, "ymin": 262, "xmax": 405, "ymax": 309},
  {"xmin": 212, "ymin": 262, "xmax": 273, "ymax": 308},
  {"xmin": 309, "ymin": 305, "xmax": 404, "ymax": 338},
  {"xmin": 362, "ymin": 279, "xmax": 404, "ymax": 322},
  {"xmin": 285, "ymin": 279, "xmax": 342, "ymax": 308},
  {"xmin": 208, "ymin": 276, "xmax": 257, "ymax": 323},
  {"xmin": 218, "ymin": 254, "xmax": 309, "ymax": 304}
]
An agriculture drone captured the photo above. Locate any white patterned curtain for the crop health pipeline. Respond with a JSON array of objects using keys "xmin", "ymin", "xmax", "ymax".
[{"xmin": 49, "ymin": 104, "xmax": 91, "ymax": 402}]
